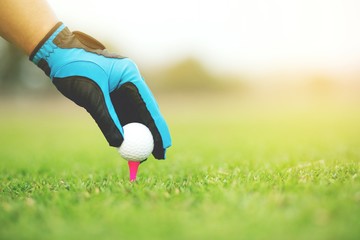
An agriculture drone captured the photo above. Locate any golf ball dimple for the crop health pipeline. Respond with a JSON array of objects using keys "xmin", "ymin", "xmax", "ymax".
[{"xmin": 118, "ymin": 123, "xmax": 154, "ymax": 162}]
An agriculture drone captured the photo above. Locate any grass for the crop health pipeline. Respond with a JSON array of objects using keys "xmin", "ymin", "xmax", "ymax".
[{"xmin": 0, "ymin": 95, "xmax": 360, "ymax": 240}]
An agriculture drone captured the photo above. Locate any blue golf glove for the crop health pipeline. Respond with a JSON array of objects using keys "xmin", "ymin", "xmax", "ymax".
[{"xmin": 30, "ymin": 22, "xmax": 171, "ymax": 159}]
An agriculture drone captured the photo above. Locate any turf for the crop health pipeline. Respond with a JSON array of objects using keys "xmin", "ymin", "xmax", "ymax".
[{"xmin": 0, "ymin": 96, "xmax": 360, "ymax": 240}]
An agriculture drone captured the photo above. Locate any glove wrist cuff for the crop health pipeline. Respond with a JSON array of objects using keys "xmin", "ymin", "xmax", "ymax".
[{"xmin": 29, "ymin": 22, "xmax": 66, "ymax": 65}]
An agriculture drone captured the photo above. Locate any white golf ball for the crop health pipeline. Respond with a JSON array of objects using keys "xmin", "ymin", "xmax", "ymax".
[{"xmin": 118, "ymin": 123, "xmax": 154, "ymax": 162}]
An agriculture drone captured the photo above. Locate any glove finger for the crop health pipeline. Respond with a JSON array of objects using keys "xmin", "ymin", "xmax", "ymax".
[
  {"xmin": 53, "ymin": 76, "xmax": 124, "ymax": 147},
  {"xmin": 110, "ymin": 81, "xmax": 171, "ymax": 159}
]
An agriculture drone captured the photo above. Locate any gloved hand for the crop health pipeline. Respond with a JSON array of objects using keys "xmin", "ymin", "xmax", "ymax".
[{"xmin": 30, "ymin": 22, "xmax": 171, "ymax": 159}]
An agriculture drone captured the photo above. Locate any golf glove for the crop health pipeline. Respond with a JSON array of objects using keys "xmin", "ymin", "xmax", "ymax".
[{"xmin": 30, "ymin": 22, "xmax": 171, "ymax": 159}]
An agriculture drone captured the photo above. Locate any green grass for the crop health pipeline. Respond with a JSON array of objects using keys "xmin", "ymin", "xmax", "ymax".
[{"xmin": 0, "ymin": 97, "xmax": 360, "ymax": 240}]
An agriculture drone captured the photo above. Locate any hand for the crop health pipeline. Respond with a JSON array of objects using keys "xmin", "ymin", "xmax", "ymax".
[{"xmin": 30, "ymin": 22, "xmax": 171, "ymax": 159}]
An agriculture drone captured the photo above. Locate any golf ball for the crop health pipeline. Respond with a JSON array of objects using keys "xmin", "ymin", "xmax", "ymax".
[{"xmin": 118, "ymin": 123, "xmax": 154, "ymax": 162}]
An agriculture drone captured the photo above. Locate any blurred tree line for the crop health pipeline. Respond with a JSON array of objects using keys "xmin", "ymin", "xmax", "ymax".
[
  {"xmin": 144, "ymin": 57, "xmax": 242, "ymax": 94},
  {"xmin": 0, "ymin": 39, "xmax": 52, "ymax": 95},
  {"xmin": 0, "ymin": 38, "xmax": 242, "ymax": 96}
]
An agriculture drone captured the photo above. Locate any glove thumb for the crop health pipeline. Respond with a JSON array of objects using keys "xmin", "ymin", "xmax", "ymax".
[{"xmin": 53, "ymin": 75, "xmax": 124, "ymax": 147}]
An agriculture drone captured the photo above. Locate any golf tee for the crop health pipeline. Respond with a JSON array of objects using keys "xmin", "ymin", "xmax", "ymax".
[{"xmin": 128, "ymin": 161, "xmax": 140, "ymax": 182}]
